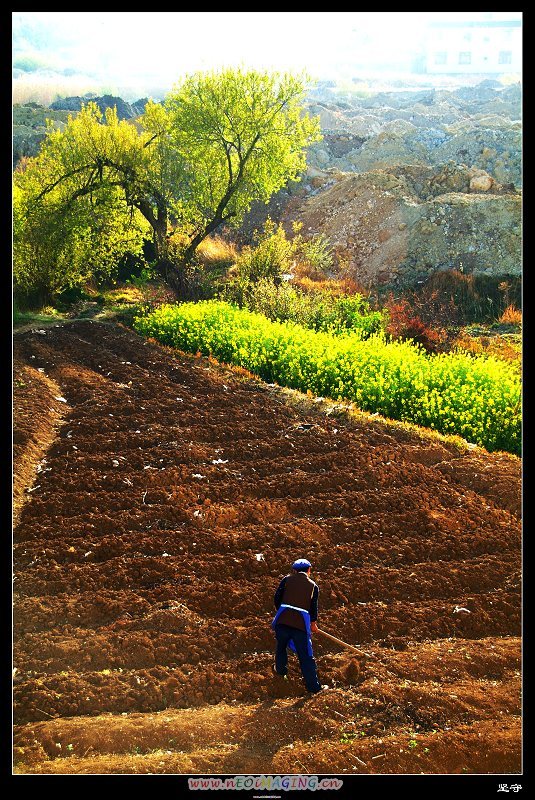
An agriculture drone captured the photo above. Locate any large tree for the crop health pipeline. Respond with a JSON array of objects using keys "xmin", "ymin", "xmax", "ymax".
[
  {"xmin": 13, "ymin": 135, "xmax": 150, "ymax": 303},
  {"xmin": 14, "ymin": 68, "xmax": 321, "ymax": 298}
]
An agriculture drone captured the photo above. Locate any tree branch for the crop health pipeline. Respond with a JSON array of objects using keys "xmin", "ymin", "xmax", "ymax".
[{"xmin": 34, "ymin": 163, "xmax": 100, "ymax": 201}]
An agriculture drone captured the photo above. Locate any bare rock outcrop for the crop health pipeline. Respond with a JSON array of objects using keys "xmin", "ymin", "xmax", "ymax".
[
  {"xmin": 307, "ymin": 122, "xmax": 521, "ymax": 189},
  {"xmin": 305, "ymin": 81, "xmax": 522, "ymax": 189}
]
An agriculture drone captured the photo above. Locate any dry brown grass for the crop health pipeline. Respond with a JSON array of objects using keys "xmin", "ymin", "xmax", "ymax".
[
  {"xmin": 499, "ymin": 305, "xmax": 522, "ymax": 326},
  {"xmin": 292, "ymin": 275, "xmax": 369, "ymax": 297},
  {"xmin": 451, "ymin": 330, "xmax": 521, "ymax": 364},
  {"xmin": 291, "ymin": 261, "xmax": 328, "ymax": 282},
  {"xmin": 197, "ymin": 236, "xmax": 238, "ymax": 271}
]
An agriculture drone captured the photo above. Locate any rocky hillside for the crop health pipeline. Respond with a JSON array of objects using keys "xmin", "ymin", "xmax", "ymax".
[
  {"xmin": 306, "ymin": 81, "xmax": 521, "ymax": 189},
  {"xmin": 49, "ymin": 94, "xmax": 148, "ymax": 118},
  {"xmin": 12, "ymin": 103, "xmax": 71, "ymax": 167}
]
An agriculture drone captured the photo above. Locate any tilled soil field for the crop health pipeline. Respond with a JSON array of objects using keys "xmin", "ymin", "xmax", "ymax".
[{"xmin": 12, "ymin": 320, "xmax": 521, "ymax": 775}]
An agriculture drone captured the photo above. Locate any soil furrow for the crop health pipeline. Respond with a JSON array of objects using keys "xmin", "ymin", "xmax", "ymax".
[{"xmin": 12, "ymin": 321, "xmax": 522, "ymax": 774}]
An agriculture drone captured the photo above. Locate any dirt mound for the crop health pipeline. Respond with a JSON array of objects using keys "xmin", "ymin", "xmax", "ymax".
[
  {"xmin": 284, "ymin": 168, "xmax": 521, "ymax": 287},
  {"xmin": 12, "ymin": 320, "xmax": 521, "ymax": 774},
  {"xmin": 13, "ymin": 349, "xmax": 70, "ymax": 525}
]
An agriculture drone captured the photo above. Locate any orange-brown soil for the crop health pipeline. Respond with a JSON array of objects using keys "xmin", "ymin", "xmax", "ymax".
[{"xmin": 12, "ymin": 320, "xmax": 521, "ymax": 775}]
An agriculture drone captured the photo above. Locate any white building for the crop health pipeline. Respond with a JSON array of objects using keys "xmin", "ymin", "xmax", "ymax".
[{"xmin": 426, "ymin": 18, "xmax": 522, "ymax": 74}]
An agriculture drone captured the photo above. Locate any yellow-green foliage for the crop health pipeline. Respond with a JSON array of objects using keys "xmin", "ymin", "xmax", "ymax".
[
  {"xmin": 13, "ymin": 104, "xmax": 151, "ymax": 299},
  {"xmin": 163, "ymin": 69, "xmax": 322, "ymax": 232},
  {"xmin": 13, "ymin": 69, "xmax": 321, "ymax": 300},
  {"xmin": 134, "ymin": 301, "xmax": 521, "ymax": 455}
]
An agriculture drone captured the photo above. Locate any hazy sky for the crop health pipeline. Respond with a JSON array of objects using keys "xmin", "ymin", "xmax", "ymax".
[{"xmin": 13, "ymin": 11, "xmax": 523, "ymax": 98}]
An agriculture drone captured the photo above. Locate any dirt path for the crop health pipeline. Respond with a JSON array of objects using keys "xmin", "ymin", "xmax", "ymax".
[{"xmin": 12, "ymin": 320, "xmax": 521, "ymax": 774}]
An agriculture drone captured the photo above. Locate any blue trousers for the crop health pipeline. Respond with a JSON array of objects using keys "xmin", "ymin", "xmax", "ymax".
[{"xmin": 274, "ymin": 623, "xmax": 322, "ymax": 693}]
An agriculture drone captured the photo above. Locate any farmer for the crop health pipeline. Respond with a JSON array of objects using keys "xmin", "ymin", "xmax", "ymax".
[{"xmin": 272, "ymin": 558, "xmax": 323, "ymax": 694}]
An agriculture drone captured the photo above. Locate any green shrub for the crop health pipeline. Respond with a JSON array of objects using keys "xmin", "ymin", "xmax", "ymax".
[
  {"xmin": 231, "ymin": 218, "xmax": 336, "ymax": 289},
  {"xmin": 225, "ymin": 278, "xmax": 384, "ymax": 338},
  {"xmin": 233, "ymin": 219, "xmax": 295, "ymax": 284},
  {"xmin": 298, "ymin": 231, "xmax": 334, "ymax": 276}
]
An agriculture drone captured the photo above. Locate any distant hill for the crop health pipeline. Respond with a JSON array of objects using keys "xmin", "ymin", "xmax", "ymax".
[{"xmin": 49, "ymin": 94, "xmax": 149, "ymax": 119}]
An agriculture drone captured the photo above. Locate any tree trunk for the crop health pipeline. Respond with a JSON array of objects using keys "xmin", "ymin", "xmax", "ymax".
[
  {"xmin": 150, "ymin": 208, "xmax": 188, "ymax": 298},
  {"xmin": 158, "ymin": 260, "xmax": 190, "ymax": 298},
  {"xmin": 181, "ymin": 216, "xmax": 224, "ymax": 266},
  {"xmin": 153, "ymin": 210, "xmax": 169, "ymax": 264}
]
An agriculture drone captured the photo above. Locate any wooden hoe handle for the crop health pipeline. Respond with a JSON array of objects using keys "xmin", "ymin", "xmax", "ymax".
[{"xmin": 316, "ymin": 628, "xmax": 371, "ymax": 657}]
